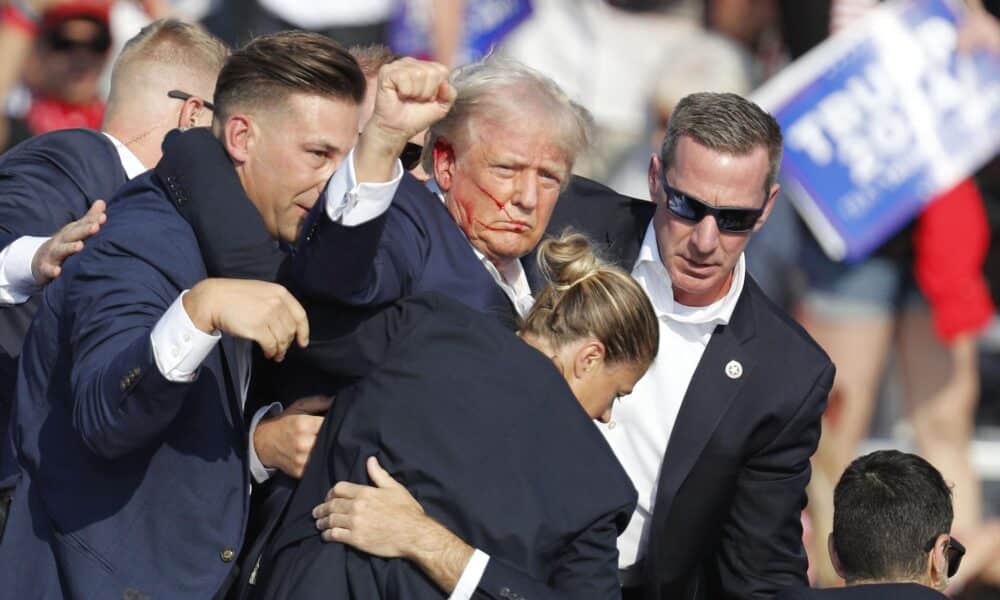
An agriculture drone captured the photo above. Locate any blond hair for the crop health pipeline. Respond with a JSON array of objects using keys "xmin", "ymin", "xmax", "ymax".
[
  {"xmin": 521, "ymin": 231, "xmax": 658, "ymax": 368},
  {"xmin": 108, "ymin": 19, "xmax": 229, "ymax": 108}
]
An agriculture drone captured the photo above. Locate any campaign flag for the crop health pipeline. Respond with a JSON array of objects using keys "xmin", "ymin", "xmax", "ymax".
[{"xmin": 751, "ymin": 0, "xmax": 1000, "ymax": 262}]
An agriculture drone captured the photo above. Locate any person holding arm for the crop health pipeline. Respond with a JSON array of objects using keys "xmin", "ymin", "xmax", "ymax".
[{"xmin": 250, "ymin": 232, "xmax": 658, "ymax": 600}]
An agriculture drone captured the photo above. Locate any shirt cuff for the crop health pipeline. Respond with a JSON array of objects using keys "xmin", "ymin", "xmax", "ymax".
[
  {"xmin": 448, "ymin": 548, "xmax": 490, "ymax": 600},
  {"xmin": 249, "ymin": 402, "xmax": 283, "ymax": 483},
  {"xmin": 323, "ymin": 147, "xmax": 404, "ymax": 227},
  {"xmin": 150, "ymin": 291, "xmax": 221, "ymax": 382},
  {"xmin": 0, "ymin": 235, "xmax": 48, "ymax": 304}
]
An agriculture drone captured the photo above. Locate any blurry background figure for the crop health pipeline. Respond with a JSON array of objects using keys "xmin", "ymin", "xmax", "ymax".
[
  {"xmin": 0, "ymin": 1, "xmax": 112, "ymax": 151},
  {"xmin": 389, "ymin": 0, "xmax": 531, "ymax": 68},
  {"xmin": 243, "ymin": 0, "xmax": 395, "ymax": 46},
  {"xmin": 605, "ymin": 31, "xmax": 753, "ymax": 200}
]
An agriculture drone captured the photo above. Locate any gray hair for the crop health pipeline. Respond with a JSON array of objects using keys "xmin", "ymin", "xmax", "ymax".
[
  {"xmin": 421, "ymin": 57, "xmax": 592, "ymax": 177},
  {"xmin": 660, "ymin": 92, "xmax": 783, "ymax": 195}
]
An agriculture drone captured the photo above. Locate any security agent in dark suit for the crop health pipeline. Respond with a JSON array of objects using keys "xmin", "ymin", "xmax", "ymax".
[
  {"xmin": 0, "ymin": 32, "xmax": 430, "ymax": 598},
  {"xmin": 255, "ymin": 233, "xmax": 660, "ymax": 600},
  {"xmin": 777, "ymin": 450, "xmax": 961, "ymax": 599},
  {"xmin": 0, "ymin": 18, "xmax": 227, "ymax": 526},
  {"xmin": 521, "ymin": 93, "xmax": 835, "ymax": 599}
]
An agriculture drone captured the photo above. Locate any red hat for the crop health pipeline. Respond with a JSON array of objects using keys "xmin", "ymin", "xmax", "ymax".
[{"xmin": 41, "ymin": 1, "xmax": 111, "ymax": 31}]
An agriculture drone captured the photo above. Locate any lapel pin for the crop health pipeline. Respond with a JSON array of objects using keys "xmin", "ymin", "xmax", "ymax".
[{"xmin": 725, "ymin": 360, "xmax": 743, "ymax": 380}]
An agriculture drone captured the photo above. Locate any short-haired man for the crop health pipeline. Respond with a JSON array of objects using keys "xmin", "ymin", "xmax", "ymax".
[
  {"xmin": 0, "ymin": 31, "xmax": 450, "ymax": 598},
  {"xmin": 0, "ymin": 16, "xmax": 227, "ymax": 517},
  {"xmin": 777, "ymin": 450, "xmax": 961, "ymax": 599}
]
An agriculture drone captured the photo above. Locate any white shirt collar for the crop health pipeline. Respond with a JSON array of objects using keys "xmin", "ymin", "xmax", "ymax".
[
  {"xmin": 632, "ymin": 221, "xmax": 744, "ymax": 326},
  {"xmin": 103, "ymin": 132, "xmax": 147, "ymax": 180}
]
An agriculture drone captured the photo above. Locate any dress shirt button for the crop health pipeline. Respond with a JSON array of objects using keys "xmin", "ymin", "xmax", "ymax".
[
  {"xmin": 182, "ymin": 333, "xmax": 191, "ymax": 343},
  {"xmin": 220, "ymin": 547, "xmax": 235, "ymax": 562},
  {"xmin": 171, "ymin": 346, "xmax": 180, "ymax": 357}
]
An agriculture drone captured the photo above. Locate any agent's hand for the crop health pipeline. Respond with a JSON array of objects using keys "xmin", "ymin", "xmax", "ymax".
[
  {"xmin": 31, "ymin": 199, "xmax": 107, "ymax": 285},
  {"xmin": 253, "ymin": 395, "xmax": 333, "ymax": 479},
  {"xmin": 183, "ymin": 279, "xmax": 309, "ymax": 361},
  {"xmin": 355, "ymin": 58, "xmax": 455, "ymax": 184},
  {"xmin": 314, "ymin": 456, "xmax": 429, "ymax": 556},
  {"xmin": 314, "ymin": 457, "xmax": 475, "ymax": 593}
]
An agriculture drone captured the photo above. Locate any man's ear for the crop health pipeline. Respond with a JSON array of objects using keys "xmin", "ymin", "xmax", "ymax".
[
  {"xmin": 571, "ymin": 339, "xmax": 606, "ymax": 380},
  {"xmin": 828, "ymin": 534, "xmax": 848, "ymax": 583},
  {"xmin": 222, "ymin": 114, "xmax": 252, "ymax": 166},
  {"xmin": 177, "ymin": 96, "xmax": 210, "ymax": 130},
  {"xmin": 432, "ymin": 138, "xmax": 458, "ymax": 192},
  {"xmin": 648, "ymin": 154, "xmax": 664, "ymax": 202},
  {"xmin": 752, "ymin": 182, "xmax": 781, "ymax": 233},
  {"xmin": 928, "ymin": 534, "xmax": 951, "ymax": 590}
]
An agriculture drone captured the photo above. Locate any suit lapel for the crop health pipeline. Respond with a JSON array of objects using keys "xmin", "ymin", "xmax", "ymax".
[{"xmin": 652, "ymin": 282, "xmax": 758, "ymax": 521}]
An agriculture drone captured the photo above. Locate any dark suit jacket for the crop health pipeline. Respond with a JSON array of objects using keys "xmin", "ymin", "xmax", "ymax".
[
  {"xmin": 539, "ymin": 177, "xmax": 835, "ymax": 600},
  {"xmin": 0, "ymin": 129, "xmax": 128, "ymax": 487},
  {"xmin": 289, "ymin": 173, "xmax": 519, "ymax": 327},
  {"xmin": 776, "ymin": 583, "xmax": 948, "ymax": 600},
  {"xmin": 252, "ymin": 293, "xmax": 637, "ymax": 600},
  {"xmin": 0, "ymin": 170, "xmax": 252, "ymax": 599}
]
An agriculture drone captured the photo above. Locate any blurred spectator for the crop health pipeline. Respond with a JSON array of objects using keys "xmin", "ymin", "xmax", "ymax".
[
  {"xmin": 605, "ymin": 31, "xmax": 754, "ymax": 200},
  {"xmin": 245, "ymin": 0, "xmax": 395, "ymax": 47},
  {"xmin": 0, "ymin": 0, "xmax": 113, "ymax": 151},
  {"xmin": 389, "ymin": 0, "xmax": 531, "ymax": 68}
]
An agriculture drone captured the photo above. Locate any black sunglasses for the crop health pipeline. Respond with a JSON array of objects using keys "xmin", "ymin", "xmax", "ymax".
[
  {"xmin": 399, "ymin": 142, "xmax": 423, "ymax": 171},
  {"xmin": 924, "ymin": 535, "xmax": 965, "ymax": 578},
  {"xmin": 167, "ymin": 90, "xmax": 215, "ymax": 112},
  {"xmin": 662, "ymin": 176, "xmax": 766, "ymax": 233},
  {"xmin": 46, "ymin": 30, "xmax": 111, "ymax": 54}
]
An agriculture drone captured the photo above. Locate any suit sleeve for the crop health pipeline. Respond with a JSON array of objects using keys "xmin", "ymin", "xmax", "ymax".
[
  {"xmin": 715, "ymin": 361, "xmax": 835, "ymax": 598},
  {"xmin": 63, "ymin": 220, "xmax": 201, "ymax": 460},
  {"xmin": 474, "ymin": 509, "xmax": 625, "ymax": 600},
  {"xmin": 288, "ymin": 179, "xmax": 429, "ymax": 307},
  {"xmin": 0, "ymin": 133, "xmax": 111, "ymax": 240},
  {"xmin": 293, "ymin": 295, "xmax": 437, "ymax": 380}
]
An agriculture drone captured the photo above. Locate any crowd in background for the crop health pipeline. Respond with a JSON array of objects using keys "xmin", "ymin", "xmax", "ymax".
[{"xmin": 0, "ymin": 0, "xmax": 999, "ymax": 597}]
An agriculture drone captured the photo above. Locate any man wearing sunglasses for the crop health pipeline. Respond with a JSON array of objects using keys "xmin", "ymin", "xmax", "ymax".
[
  {"xmin": 777, "ymin": 450, "xmax": 961, "ymax": 599},
  {"xmin": 530, "ymin": 91, "xmax": 835, "ymax": 600}
]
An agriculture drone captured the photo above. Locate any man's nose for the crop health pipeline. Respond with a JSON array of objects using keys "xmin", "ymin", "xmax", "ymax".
[
  {"xmin": 689, "ymin": 213, "xmax": 721, "ymax": 255},
  {"xmin": 510, "ymin": 172, "xmax": 538, "ymax": 211}
]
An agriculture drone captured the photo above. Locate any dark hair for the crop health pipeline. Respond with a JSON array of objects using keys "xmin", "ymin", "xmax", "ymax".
[
  {"xmin": 833, "ymin": 450, "xmax": 953, "ymax": 582},
  {"xmin": 213, "ymin": 31, "xmax": 366, "ymax": 122},
  {"xmin": 521, "ymin": 231, "xmax": 658, "ymax": 369},
  {"xmin": 661, "ymin": 92, "xmax": 783, "ymax": 195}
]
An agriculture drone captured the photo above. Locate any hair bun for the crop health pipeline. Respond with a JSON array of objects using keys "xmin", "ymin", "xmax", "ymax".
[{"xmin": 536, "ymin": 230, "xmax": 602, "ymax": 292}]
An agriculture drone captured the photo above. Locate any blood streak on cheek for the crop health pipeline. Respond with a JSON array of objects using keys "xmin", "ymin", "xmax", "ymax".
[{"xmin": 472, "ymin": 179, "xmax": 514, "ymax": 219}]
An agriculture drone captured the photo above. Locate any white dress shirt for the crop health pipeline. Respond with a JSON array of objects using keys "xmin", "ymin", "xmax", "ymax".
[
  {"xmin": 597, "ymin": 222, "xmax": 746, "ymax": 571},
  {"xmin": 0, "ymin": 133, "xmax": 145, "ymax": 305}
]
